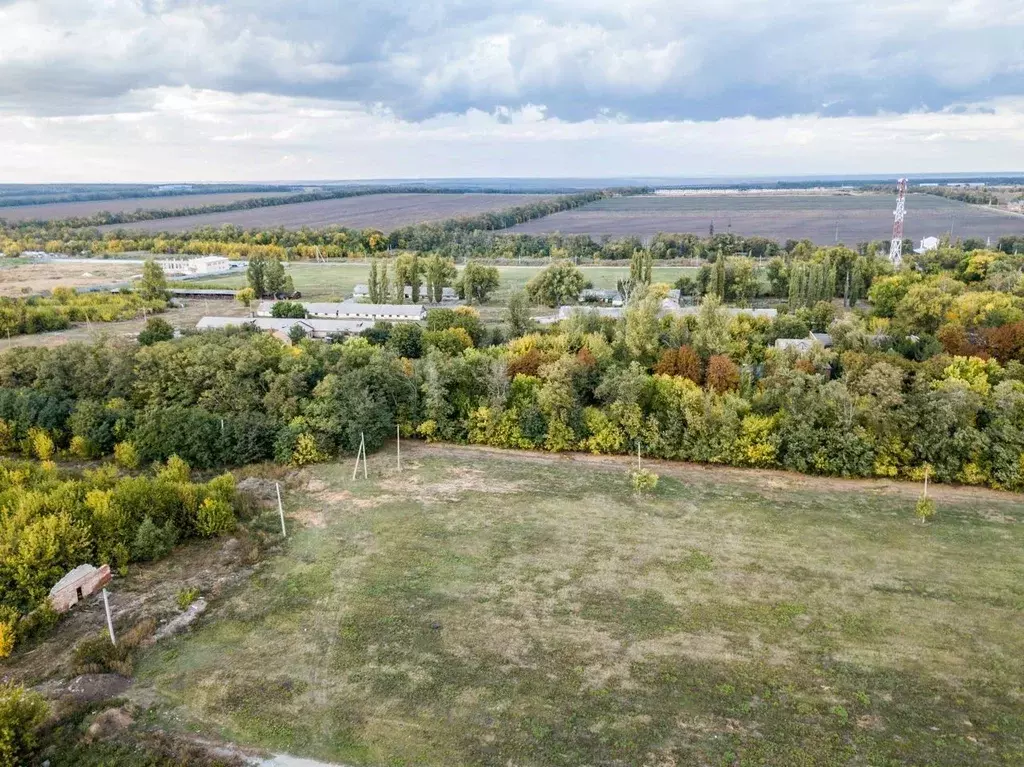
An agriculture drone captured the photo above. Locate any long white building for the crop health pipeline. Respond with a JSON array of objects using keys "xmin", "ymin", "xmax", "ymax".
[
  {"xmin": 196, "ymin": 316, "xmax": 373, "ymax": 340},
  {"xmin": 157, "ymin": 255, "xmax": 231, "ymax": 275},
  {"xmin": 255, "ymin": 301, "xmax": 425, "ymax": 322}
]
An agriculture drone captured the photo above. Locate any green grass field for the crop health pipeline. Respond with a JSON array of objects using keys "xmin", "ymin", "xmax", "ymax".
[
  {"xmin": 194, "ymin": 263, "xmax": 697, "ymax": 302},
  {"xmin": 136, "ymin": 446, "xmax": 1024, "ymax": 766}
]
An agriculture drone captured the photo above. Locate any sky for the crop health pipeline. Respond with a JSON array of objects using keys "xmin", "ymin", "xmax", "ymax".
[{"xmin": 2, "ymin": 0, "xmax": 1023, "ymax": 182}]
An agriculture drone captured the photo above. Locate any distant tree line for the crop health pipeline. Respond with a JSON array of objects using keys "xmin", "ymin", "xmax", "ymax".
[{"xmin": 0, "ymin": 183, "xmax": 299, "ymax": 209}]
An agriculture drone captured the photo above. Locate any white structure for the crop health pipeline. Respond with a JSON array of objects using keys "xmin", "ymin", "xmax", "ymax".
[
  {"xmin": 580, "ymin": 288, "xmax": 623, "ymax": 306},
  {"xmin": 157, "ymin": 255, "xmax": 230, "ymax": 275},
  {"xmin": 889, "ymin": 178, "xmax": 908, "ymax": 268},
  {"xmin": 256, "ymin": 300, "xmax": 425, "ymax": 322},
  {"xmin": 914, "ymin": 236, "xmax": 940, "ymax": 254},
  {"xmin": 775, "ymin": 332, "xmax": 833, "ymax": 352},
  {"xmin": 196, "ymin": 316, "xmax": 373, "ymax": 340}
]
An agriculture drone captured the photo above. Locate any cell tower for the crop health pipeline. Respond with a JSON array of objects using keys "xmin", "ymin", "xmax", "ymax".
[{"xmin": 888, "ymin": 178, "xmax": 908, "ymax": 267}]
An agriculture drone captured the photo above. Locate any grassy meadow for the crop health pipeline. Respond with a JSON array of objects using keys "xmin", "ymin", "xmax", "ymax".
[
  {"xmin": 193, "ymin": 263, "xmax": 698, "ymax": 302},
  {"xmin": 135, "ymin": 446, "xmax": 1024, "ymax": 766}
]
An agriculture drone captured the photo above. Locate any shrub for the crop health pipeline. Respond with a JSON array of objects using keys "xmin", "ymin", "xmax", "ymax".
[
  {"xmin": 15, "ymin": 601, "xmax": 60, "ymax": 647},
  {"xmin": 157, "ymin": 454, "xmax": 191, "ymax": 484},
  {"xmin": 271, "ymin": 300, "xmax": 307, "ymax": 319},
  {"xmin": 0, "ymin": 616, "xmax": 14, "ymax": 659},
  {"xmin": 72, "ymin": 618, "xmax": 156, "ymax": 676},
  {"xmin": 0, "ymin": 681, "xmax": 48, "ymax": 767},
  {"xmin": 291, "ymin": 433, "xmax": 327, "ymax": 466},
  {"xmin": 26, "ymin": 428, "xmax": 54, "ymax": 462},
  {"xmin": 131, "ymin": 516, "xmax": 178, "ymax": 561},
  {"xmin": 705, "ymin": 355, "xmax": 740, "ymax": 393},
  {"xmin": 630, "ymin": 468, "xmax": 659, "ymax": 495},
  {"xmin": 195, "ymin": 497, "xmax": 235, "ymax": 537},
  {"xmin": 113, "ymin": 440, "xmax": 140, "ymax": 469},
  {"xmin": 137, "ymin": 316, "xmax": 174, "ymax": 346},
  {"xmin": 176, "ymin": 586, "xmax": 201, "ymax": 610},
  {"xmin": 915, "ymin": 496, "xmax": 936, "ymax": 524}
]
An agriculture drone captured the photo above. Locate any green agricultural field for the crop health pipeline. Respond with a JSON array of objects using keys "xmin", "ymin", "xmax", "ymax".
[
  {"xmin": 136, "ymin": 446, "xmax": 1024, "ymax": 766},
  {"xmin": 194, "ymin": 263, "xmax": 697, "ymax": 302}
]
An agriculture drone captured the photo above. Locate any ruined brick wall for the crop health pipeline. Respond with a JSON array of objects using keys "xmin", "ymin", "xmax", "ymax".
[{"xmin": 50, "ymin": 564, "xmax": 112, "ymax": 613}]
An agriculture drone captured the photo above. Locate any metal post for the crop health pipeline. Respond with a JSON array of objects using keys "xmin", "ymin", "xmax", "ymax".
[
  {"xmin": 276, "ymin": 482, "xmax": 286, "ymax": 537},
  {"xmin": 102, "ymin": 588, "xmax": 116, "ymax": 646},
  {"xmin": 397, "ymin": 424, "xmax": 401, "ymax": 472},
  {"xmin": 637, "ymin": 441, "xmax": 641, "ymax": 471}
]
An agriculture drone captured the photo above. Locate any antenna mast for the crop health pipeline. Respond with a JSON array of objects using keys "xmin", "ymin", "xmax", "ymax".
[{"xmin": 889, "ymin": 178, "xmax": 908, "ymax": 267}]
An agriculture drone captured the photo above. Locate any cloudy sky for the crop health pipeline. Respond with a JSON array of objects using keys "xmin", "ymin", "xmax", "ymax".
[{"xmin": 2, "ymin": 0, "xmax": 1023, "ymax": 182}]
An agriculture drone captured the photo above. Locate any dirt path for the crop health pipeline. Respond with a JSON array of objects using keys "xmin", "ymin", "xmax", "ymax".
[{"xmin": 407, "ymin": 441, "xmax": 1023, "ymax": 506}]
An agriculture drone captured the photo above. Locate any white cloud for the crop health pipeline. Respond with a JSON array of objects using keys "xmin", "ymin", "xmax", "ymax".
[
  {"xmin": 1, "ymin": 88, "xmax": 1022, "ymax": 182},
  {"xmin": 1, "ymin": 0, "xmax": 1023, "ymax": 180}
]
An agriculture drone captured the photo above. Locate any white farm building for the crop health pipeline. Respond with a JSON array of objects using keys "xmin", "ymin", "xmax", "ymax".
[
  {"xmin": 157, "ymin": 255, "xmax": 231, "ymax": 275},
  {"xmin": 256, "ymin": 301, "xmax": 426, "ymax": 322}
]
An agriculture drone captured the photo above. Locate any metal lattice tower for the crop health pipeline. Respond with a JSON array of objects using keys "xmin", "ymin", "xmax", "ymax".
[{"xmin": 888, "ymin": 178, "xmax": 908, "ymax": 267}]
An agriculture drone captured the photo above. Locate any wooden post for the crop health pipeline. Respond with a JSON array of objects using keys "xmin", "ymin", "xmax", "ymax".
[
  {"xmin": 361, "ymin": 432, "xmax": 367, "ymax": 479},
  {"xmin": 351, "ymin": 440, "xmax": 362, "ymax": 480},
  {"xmin": 276, "ymin": 482, "xmax": 286, "ymax": 537},
  {"xmin": 397, "ymin": 424, "xmax": 401, "ymax": 472},
  {"xmin": 102, "ymin": 588, "xmax": 116, "ymax": 646}
]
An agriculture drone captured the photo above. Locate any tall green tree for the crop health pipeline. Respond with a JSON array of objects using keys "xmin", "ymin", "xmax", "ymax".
[
  {"xmin": 504, "ymin": 290, "xmax": 533, "ymax": 338},
  {"xmin": 368, "ymin": 259, "xmax": 389, "ymax": 303},
  {"xmin": 527, "ymin": 261, "xmax": 585, "ymax": 307},
  {"xmin": 424, "ymin": 254, "xmax": 457, "ymax": 303},
  {"xmin": 459, "ymin": 262, "xmax": 500, "ymax": 304},
  {"xmin": 139, "ymin": 259, "xmax": 168, "ymax": 302}
]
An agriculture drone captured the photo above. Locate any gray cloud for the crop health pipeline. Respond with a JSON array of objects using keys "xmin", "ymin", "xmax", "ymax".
[{"xmin": 2, "ymin": 0, "xmax": 1023, "ymax": 122}]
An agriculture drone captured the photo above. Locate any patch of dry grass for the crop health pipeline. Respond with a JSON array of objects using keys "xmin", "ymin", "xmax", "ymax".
[{"xmin": 135, "ymin": 446, "xmax": 1024, "ymax": 765}]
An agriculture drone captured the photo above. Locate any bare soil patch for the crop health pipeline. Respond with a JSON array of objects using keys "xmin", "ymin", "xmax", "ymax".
[
  {"xmin": 99, "ymin": 193, "xmax": 556, "ymax": 234},
  {"xmin": 0, "ymin": 192, "xmax": 292, "ymax": 222},
  {"xmin": 0, "ymin": 260, "xmax": 142, "ymax": 296},
  {"xmin": 511, "ymin": 192, "xmax": 1024, "ymax": 245}
]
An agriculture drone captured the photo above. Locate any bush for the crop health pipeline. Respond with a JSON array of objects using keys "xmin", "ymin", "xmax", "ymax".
[
  {"xmin": 290, "ymin": 433, "xmax": 327, "ymax": 466},
  {"xmin": 137, "ymin": 317, "xmax": 174, "ymax": 346},
  {"xmin": 0, "ymin": 612, "xmax": 14, "ymax": 659},
  {"xmin": 131, "ymin": 515, "xmax": 178, "ymax": 561},
  {"xmin": 915, "ymin": 496, "xmax": 936, "ymax": 524},
  {"xmin": 0, "ymin": 681, "xmax": 48, "ymax": 767},
  {"xmin": 27, "ymin": 428, "xmax": 54, "ymax": 462},
  {"xmin": 113, "ymin": 440, "xmax": 140, "ymax": 469},
  {"xmin": 72, "ymin": 618, "xmax": 156, "ymax": 676},
  {"xmin": 15, "ymin": 600, "xmax": 60, "ymax": 647},
  {"xmin": 195, "ymin": 497, "xmax": 235, "ymax": 537},
  {"xmin": 176, "ymin": 586, "xmax": 201, "ymax": 610},
  {"xmin": 271, "ymin": 300, "xmax": 307, "ymax": 319},
  {"xmin": 630, "ymin": 468, "xmax": 659, "ymax": 495}
]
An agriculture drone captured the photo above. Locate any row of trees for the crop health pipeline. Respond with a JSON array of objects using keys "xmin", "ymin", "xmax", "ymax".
[
  {"xmin": 0, "ymin": 456, "xmax": 238, "ymax": 657},
  {"xmin": 0, "ymin": 185, "xmax": 575, "ymax": 228},
  {"xmin": 0, "ymin": 191, "xmax": 620, "ymax": 259},
  {"xmin": 1, "ymin": 273, "xmax": 1022, "ymax": 493}
]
